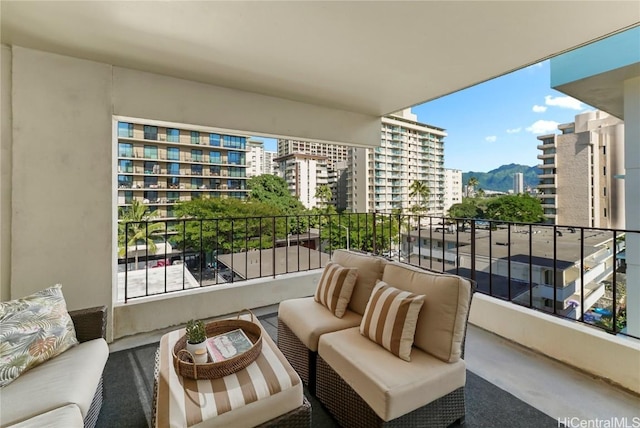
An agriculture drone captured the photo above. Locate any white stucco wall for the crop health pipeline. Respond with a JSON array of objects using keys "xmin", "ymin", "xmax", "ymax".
[
  {"xmin": 470, "ymin": 293, "xmax": 640, "ymax": 394},
  {"xmin": 1, "ymin": 46, "xmax": 12, "ymax": 300},
  {"xmin": 1, "ymin": 45, "xmax": 379, "ymax": 339}
]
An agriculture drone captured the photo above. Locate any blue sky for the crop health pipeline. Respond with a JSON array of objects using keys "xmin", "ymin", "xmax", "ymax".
[{"xmin": 254, "ymin": 60, "xmax": 592, "ymax": 173}]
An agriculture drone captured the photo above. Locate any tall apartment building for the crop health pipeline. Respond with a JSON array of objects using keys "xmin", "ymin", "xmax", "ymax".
[
  {"xmin": 536, "ymin": 110, "xmax": 624, "ymax": 228},
  {"xmin": 117, "ymin": 120, "xmax": 249, "ymax": 218},
  {"xmin": 277, "ymin": 139, "xmax": 348, "ymax": 171},
  {"xmin": 443, "ymin": 169, "xmax": 463, "ymax": 213},
  {"xmin": 273, "ymin": 153, "xmax": 329, "ymax": 209},
  {"xmin": 348, "ymin": 109, "xmax": 446, "ymax": 214},
  {"xmin": 247, "ymin": 139, "xmax": 277, "ymax": 177},
  {"xmin": 513, "ymin": 173, "xmax": 524, "ymax": 194}
]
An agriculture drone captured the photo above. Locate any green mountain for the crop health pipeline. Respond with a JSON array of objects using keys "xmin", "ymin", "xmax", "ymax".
[{"xmin": 462, "ymin": 164, "xmax": 541, "ymax": 193}]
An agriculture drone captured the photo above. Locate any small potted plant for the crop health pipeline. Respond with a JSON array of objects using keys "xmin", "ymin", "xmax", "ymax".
[{"xmin": 185, "ymin": 319, "xmax": 208, "ymax": 364}]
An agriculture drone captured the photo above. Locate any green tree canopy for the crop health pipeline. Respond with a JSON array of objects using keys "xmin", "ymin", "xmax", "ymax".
[
  {"xmin": 173, "ymin": 197, "xmax": 286, "ymax": 254},
  {"xmin": 314, "ymin": 185, "xmax": 333, "ymax": 209},
  {"xmin": 448, "ymin": 200, "xmax": 483, "ymax": 220},
  {"xmin": 247, "ymin": 174, "xmax": 306, "ymax": 214},
  {"xmin": 484, "ymin": 194, "xmax": 545, "ymax": 223}
]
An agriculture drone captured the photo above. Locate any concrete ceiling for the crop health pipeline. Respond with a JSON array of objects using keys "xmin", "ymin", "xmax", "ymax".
[{"xmin": 1, "ymin": 1, "xmax": 639, "ymax": 117}]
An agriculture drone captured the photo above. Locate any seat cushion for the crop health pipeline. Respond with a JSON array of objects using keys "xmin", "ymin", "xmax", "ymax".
[
  {"xmin": 382, "ymin": 262, "xmax": 472, "ymax": 363},
  {"xmin": 314, "ymin": 261, "xmax": 358, "ymax": 318},
  {"xmin": 318, "ymin": 327, "xmax": 466, "ymax": 422},
  {"xmin": 332, "ymin": 250, "xmax": 387, "ymax": 316},
  {"xmin": 6, "ymin": 404, "xmax": 84, "ymax": 428},
  {"xmin": 0, "ymin": 338, "xmax": 108, "ymax": 426},
  {"xmin": 360, "ymin": 281, "xmax": 424, "ymax": 361},
  {"xmin": 278, "ymin": 297, "xmax": 362, "ymax": 352}
]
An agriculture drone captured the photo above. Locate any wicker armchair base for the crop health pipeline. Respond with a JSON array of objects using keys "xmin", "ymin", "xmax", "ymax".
[
  {"xmin": 256, "ymin": 395, "xmax": 311, "ymax": 428},
  {"xmin": 316, "ymin": 356, "xmax": 466, "ymax": 428},
  {"xmin": 83, "ymin": 377, "xmax": 103, "ymax": 428},
  {"xmin": 277, "ymin": 319, "xmax": 317, "ymax": 393}
]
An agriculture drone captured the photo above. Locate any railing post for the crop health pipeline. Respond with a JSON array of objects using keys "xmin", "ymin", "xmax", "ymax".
[
  {"xmin": 528, "ymin": 224, "xmax": 533, "ymax": 308},
  {"xmin": 612, "ymin": 230, "xmax": 617, "ymax": 333},
  {"xmin": 580, "ymin": 227, "xmax": 585, "ymax": 322},
  {"xmin": 553, "ymin": 225, "xmax": 557, "ymax": 315},
  {"xmin": 272, "ymin": 217, "xmax": 276, "ymax": 279},
  {"xmin": 124, "ymin": 222, "xmax": 128, "ymax": 303},
  {"xmin": 507, "ymin": 222, "xmax": 512, "ymax": 301},
  {"xmin": 489, "ymin": 221, "xmax": 493, "ymax": 296},
  {"xmin": 372, "ymin": 212, "xmax": 377, "ymax": 254},
  {"xmin": 470, "ymin": 219, "xmax": 476, "ymax": 282}
]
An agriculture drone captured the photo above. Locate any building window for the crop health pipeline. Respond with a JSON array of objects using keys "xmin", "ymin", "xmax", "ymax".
[
  {"xmin": 191, "ymin": 178, "xmax": 203, "ymax": 189},
  {"xmin": 210, "ymin": 179, "xmax": 221, "ymax": 189},
  {"xmin": 223, "ymin": 135, "xmax": 246, "ymax": 149},
  {"xmin": 228, "ymin": 167, "xmax": 245, "ymax": 177},
  {"xmin": 167, "ymin": 128, "xmax": 180, "ymax": 142},
  {"xmin": 118, "ymin": 159, "xmax": 133, "ymax": 173},
  {"xmin": 167, "ymin": 191, "xmax": 179, "ymax": 203},
  {"xmin": 191, "ymin": 164, "xmax": 203, "ymax": 176},
  {"xmin": 228, "ymin": 151, "xmax": 245, "ymax": 165},
  {"xmin": 124, "ymin": 191, "xmax": 133, "ymax": 204},
  {"xmin": 191, "ymin": 131, "xmax": 200, "ymax": 145},
  {"xmin": 168, "ymin": 176, "xmax": 180, "ymax": 188},
  {"xmin": 228, "ymin": 179, "xmax": 245, "ymax": 190},
  {"xmin": 168, "ymin": 163, "xmax": 180, "ymax": 176},
  {"xmin": 210, "ymin": 133, "xmax": 221, "ymax": 146},
  {"xmin": 144, "ymin": 191, "xmax": 158, "ymax": 203},
  {"xmin": 210, "ymin": 151, "xmax": 221, "ymax": 163},
  {"xmin": 118, "ymin": 143, "xmax": 133, "ymax": 157},
  {"xmin": 167, "ymin": 147, "xmax": 180, "ymax": 161},
  {"xmin": 191, "ymin": 149, "xmax": 203, "ymax": 162},
  {"xmin": 118, "ymin": 122, "xmax": 134, "ymax": 138},
  {"xmin": 144, "ymin": 161, "xmax": 159, "ymax": 174},
  {"xmin": 144, "ymin": 145, "xmax": 158, "ymax": 159},
  {"xmin": 144, "ymin": 176, "xmax": 158, "ymax": 187},
  {"xmin": 144, "ymin": 125, "xmax": 158, "ymax": 140},
  {"xmin": 118, "ymin": 175, "xmax": 132, "ymax": 188},
  {"xmin": 210, "ymin": 166, "xmax": 221, "ymax": 176}
]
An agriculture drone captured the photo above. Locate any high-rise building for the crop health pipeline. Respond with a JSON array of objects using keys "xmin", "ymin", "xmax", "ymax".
[
  {"xmin": 117, "ymin": 120, "xmax": 249, "ymax": 219},
  {"xmin": 277, "ymin": 139, "xmax": 348, "ymax": 171},
  {"xmin": 444, "ymin": 169, "xmax": 463, "ymax": 213},
  {"xmin": 536, "ymin": 110, "xmax": 624, "ymax": 228},
  {"xmin": 274, "ymin": 153, "xmax": 329, "ymax": 209},
  {"xmin": 247, "ymin": 139, "xmax": 277, "ymax": 177},
  {"xmin": 348, "ymin": 109, "xmax": 446, "ymax": 214},
  {"xmin": 513, "ymin": 173, "xmax": 524, "ymax": 194}
]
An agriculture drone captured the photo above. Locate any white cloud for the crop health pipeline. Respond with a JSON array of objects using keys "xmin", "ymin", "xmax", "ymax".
[
  {"xmin": 532, "ymin": 105, "xmax": 547, "ymax": 113},
  {"xmin": 485, "ymin": 135, "xmax": 497, "ymax": 143},
  {"xmin": 506, "ymin": 128, "xmax": 521, "ymax": 134},
  {"xmin": 544, "ymin": 95, "xmax": 584, "ymax": 110},
  {"xmin": 526, "ymin": 120, "xmax": 559, "ymax": 134}
]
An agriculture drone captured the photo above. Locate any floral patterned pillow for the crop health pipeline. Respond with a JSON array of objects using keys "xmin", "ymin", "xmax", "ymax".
[{"xmin": 0, "ymin": 284, "xmax": 78, "ymax": 387}]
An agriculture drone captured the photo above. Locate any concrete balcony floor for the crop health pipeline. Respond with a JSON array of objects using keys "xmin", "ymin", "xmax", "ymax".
[{"xmin": 110, "ymin": 303, "xmax": 640, "ymax": 425}]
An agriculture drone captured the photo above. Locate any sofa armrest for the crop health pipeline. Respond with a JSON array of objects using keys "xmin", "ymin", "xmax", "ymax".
[{"xmin": 69, "ymin": 306, "xmax": 107, "ymax": 342}]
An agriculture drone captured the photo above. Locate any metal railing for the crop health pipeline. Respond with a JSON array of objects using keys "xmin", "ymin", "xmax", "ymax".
[{"xmin": 118, "ymin": 213, "xmax": 637, "ymax": 339}]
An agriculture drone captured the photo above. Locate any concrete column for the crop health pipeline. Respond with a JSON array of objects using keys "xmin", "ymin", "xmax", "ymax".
[{"xmin": 624, "ymin": 76, "xmax": 640, "ymax": 337}]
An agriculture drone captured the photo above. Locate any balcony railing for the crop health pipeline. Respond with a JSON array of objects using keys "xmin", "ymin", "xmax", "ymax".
[{"xmin": 117, "ymin": 213, "xmax": 637, "ymax": 339}]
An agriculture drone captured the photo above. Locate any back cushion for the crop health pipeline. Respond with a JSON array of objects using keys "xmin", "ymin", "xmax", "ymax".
[
  {"xmin": 332, "ymin": 250, "xmax": 387, "ymax": 315},
  {"xmin": 381, "ymin": 262, "xmax": 472, "ymax": 363}
]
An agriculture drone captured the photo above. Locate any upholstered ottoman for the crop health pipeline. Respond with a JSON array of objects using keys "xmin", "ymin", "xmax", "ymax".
[{"xmin": 153, "ymin": 315, "xmax": 310, "ymax": 428}]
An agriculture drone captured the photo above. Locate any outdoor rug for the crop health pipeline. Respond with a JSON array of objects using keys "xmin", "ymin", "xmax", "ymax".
[{"xmin": 96, "ymin": 341, "xmax": 560, "ymax": 427}]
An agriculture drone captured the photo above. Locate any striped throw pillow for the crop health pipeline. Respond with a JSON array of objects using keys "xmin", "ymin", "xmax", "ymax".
[
  {"xmin": 314, "ymin": 262, "xmax": 358, "ymax": 318},
  {"xmin": 360, "ymin": 281, "xmax": 425, "ymax": 361}
]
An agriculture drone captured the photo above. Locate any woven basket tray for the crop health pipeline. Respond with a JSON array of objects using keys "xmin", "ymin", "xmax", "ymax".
[{"xmin": 173, "ymin": 309, "xmax": 262, "ymax": 380}]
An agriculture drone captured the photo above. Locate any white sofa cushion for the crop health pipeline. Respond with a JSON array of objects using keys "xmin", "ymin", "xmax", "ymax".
[
  {"xmin": 318, "ymin": 327, "xmax": 466, "ymax": 422},
  {"xmin": 332, "ymin": 250, "xmax": 387, "ymax": 316},
  {"xmin": 0, "ymin": 338, "xmax": 108, "ymax": 426},
  {"xmin": 6, "ymin": 404, "xmax": 83, "ymax": 428},
  {"xmin": 382, "ymin": 262, "xmax": 472, "ymax": 363},
  {"xmin": 278, "ymin": 297, "xmax": 361, "ymax": 352}
]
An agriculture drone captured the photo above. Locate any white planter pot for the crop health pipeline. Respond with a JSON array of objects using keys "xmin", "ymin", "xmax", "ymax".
[{"xmin": 186, "ymin": 341, "xmax": 208, "ymax": 364}]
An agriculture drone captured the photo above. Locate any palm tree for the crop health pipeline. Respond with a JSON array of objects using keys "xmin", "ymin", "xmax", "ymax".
[
  {"xmin": 467, "ymin": 177, "xmax": 479, "ymax": 197},
  {"xmin": 408, "ymin": 180, "xmax": 430, "ymax": 213},
  {"xmin": 118, "ymin": 200, "xmax": 166, "ymax": 270}
]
